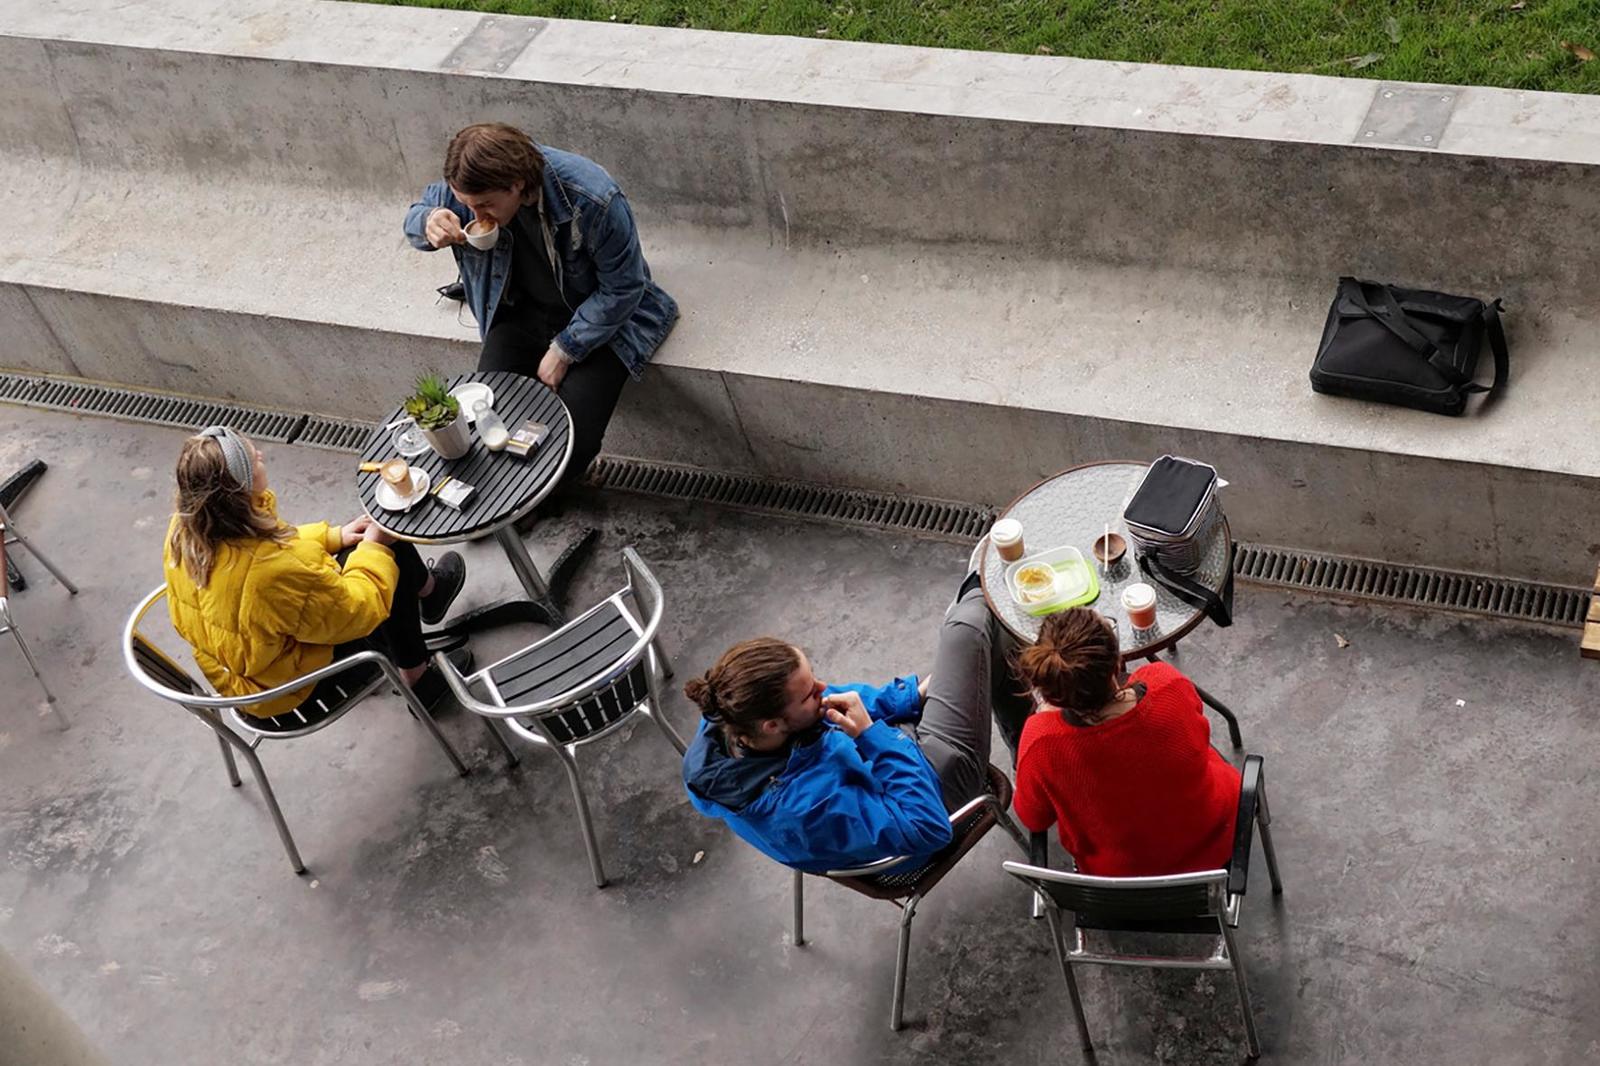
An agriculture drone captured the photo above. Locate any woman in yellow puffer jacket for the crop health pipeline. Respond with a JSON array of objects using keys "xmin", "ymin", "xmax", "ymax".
[{"xmin": 162, "ymin": 426, "xmax": 469, "ymax": 718}]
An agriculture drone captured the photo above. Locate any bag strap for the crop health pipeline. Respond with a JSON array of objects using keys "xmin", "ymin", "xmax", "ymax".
[
  {"xmin": 1137, "ymin": 544, "xmax": 1235, "ymax": 629},
  {"xmin": 1461, "ymin": 298, "xmax": 1509, "ymax": 396},
  {"xmin": 1342, "ymin": 279, "xmax": 1481, "ymax": 385}
]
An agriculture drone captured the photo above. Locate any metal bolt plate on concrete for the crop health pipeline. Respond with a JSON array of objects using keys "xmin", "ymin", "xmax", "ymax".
[
  {"xmin": 1356, "ymin": 83, "xmax": 1458, "ymax": 149},
  {"xmin": 439, "ymin": 16, "xmax": 544, "ymax": 75}
]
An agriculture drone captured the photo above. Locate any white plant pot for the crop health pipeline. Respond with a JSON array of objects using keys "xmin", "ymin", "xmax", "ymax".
[{"xmin": 422, "ymin": 416, "xmax": 471, "ymax": 460}]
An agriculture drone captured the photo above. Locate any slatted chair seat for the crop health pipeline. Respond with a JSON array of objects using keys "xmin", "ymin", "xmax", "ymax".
[
  {"xmin": 791, "ymin": 763, "xmax": 1030, "ymax": 1031},
  {"xmin": 432, "ymin": 548, "xmax": 687, "ymax": 889}
]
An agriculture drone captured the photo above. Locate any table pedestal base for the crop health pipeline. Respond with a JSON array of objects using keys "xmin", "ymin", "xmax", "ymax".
[{"xmin": 427, "ymin": 526, "xmax": 599, "ymax": 640}]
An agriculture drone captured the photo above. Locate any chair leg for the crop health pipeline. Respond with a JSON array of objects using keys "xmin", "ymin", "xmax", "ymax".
[
  {"xmin": 651, "ymin": 638, "xmax": 675, "ymax": 680},
  {"xmin": 8, "ymin": 623, "xmax": 65, "ymax": 727},
  {"xmin": 395, "ymin": 673, "xmax": 469, "ymax": 777},
  {"xmin": 996, "ymin": 809, "xmax": 1032, "ymax": 859},
  {"xmin": 642, "ymin": 655, "xmax": 688, "ymax": 755},
  {"xmin": 1221, "ymin": 921, "xmax": 1262, "ymax": 1059},
  {"xmin": 482, "ymin": 717, "xmax": 520, "ymax": 768},
  {"xmin": 1045, "ymin": 908, "xmax": 1093, "ymax": 1051},
  {"xmin": 1257, "ymin": 777, "xmax": 1285, "ymax": 896},
  {"xmin": 643, "ymin": 701, "xmax": 688, "ymax": 756},
  {"xmin": 890, "ymin": 894, "xmax": 921, "ymax": 1032},
  {"xmin": 8, "ymin": 530, "xmax": 78, "ymax": 595},
  {"xmin": 790, "ymin": 870, "xmax": 806, "ymax": 941},
  {"xmin": 216, "ymin": 731, "xmax": 242, "ymax": 787},
  {"xmin": 234, "ymin": 739, "xmax": 305, "ymax": 875},
  {"xmin": 556, "ymin": 745, "xmax": 607, "ymax": 888}
]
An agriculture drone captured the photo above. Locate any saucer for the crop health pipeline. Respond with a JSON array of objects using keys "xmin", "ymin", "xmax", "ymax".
[
  {"xmin": 374, "ymin": 468, "xmax": 431, "ymax": 513},
  {"xmin": 450, "ymin": 382, "xmax": 495, "ymax": 423}
]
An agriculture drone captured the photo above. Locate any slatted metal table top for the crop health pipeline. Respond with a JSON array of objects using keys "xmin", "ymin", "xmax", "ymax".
[
  {"xmin": 980, "ymin": 460, "xmax": 1231, "ymax": 657},
  {"xmin": 358, "ymin": 371, "xmax": 572, "ymax": 544}
]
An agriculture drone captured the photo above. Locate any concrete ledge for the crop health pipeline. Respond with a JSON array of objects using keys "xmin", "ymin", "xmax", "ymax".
[{"xmin": 4, "ymin": 0, "xmax": 1600, "ymax": 584}]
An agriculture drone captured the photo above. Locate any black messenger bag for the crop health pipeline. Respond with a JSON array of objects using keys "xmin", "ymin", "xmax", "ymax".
[{"xmin": 1310, "ymin": 277, "xmax": 1508, "ymax": 416}]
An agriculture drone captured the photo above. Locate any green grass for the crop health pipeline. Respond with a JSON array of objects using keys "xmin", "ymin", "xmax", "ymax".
[{"xmin": 359, "ymin": 0, "xmax": 1600, "ymax": 93}]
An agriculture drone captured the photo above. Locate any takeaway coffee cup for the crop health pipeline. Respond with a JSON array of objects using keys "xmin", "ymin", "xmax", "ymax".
[
  {"xmin": 1122, "ymin": 582, "xmax": 1158, "ymax": 630},
  {"xmin": 464, "ymin": 219, "xmax": 499, "ymax": 251},
  {"xmin": 991, "ymin": 519, "xmax": 1025, "ymax": 562}
]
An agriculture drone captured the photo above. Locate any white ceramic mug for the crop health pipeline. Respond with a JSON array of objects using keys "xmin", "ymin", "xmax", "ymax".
[{"xmin": 464, "ymin": 220, "xmax": 499, "ymax": 251}]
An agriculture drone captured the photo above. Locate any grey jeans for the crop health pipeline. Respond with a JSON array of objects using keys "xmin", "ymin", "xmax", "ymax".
[{"xmin": 905, "ymin": 588, "xmax": 1032, "ymax": 812}]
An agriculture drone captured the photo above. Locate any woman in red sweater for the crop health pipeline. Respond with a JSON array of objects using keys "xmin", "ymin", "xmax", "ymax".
[{"xmin": 1012, "ymin": 608, "xmax": 1240, "ymax": 877}]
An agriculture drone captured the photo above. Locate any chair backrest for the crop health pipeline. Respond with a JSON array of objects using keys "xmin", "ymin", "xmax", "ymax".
[
  {"xmin": 1001, "ymin": 862, "xmax": 1228, "ymax": 925},
  {"xmin": 131, "ymin": 632, "xmax": 209, "ymax": 700},
  {"xmin": 621, "ymin": 545, "xmax": 664, "ymax": 645},
  {"xmin": 537, "ymin": 657, "xmax": 653, "ymax": 744},
  {"xmin": 445, "ymin": 551, "xmax": 667, "ymax": 743},
  {"xmin": 124, "ymin": 587, "xmax": 212, "ymax": 706}
]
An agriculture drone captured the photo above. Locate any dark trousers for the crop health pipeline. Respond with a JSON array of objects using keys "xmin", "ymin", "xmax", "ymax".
[
  {"xmin": 907, "ymin": 589, "xmax": 1035, "ymax": 811},
  {"xmin": 477, "ymin": 315, "xmax": 631, "ymax": 487},
  {"xmin": 329, "ymin": 541, "xmax": 431, "ymax": 670}
]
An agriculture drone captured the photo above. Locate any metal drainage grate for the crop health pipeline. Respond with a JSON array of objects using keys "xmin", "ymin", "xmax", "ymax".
[
  {"xmin": 0, "ymin": 371, "xmax": 305, "ymax": 443},
  {"xmin": 297, "ymin": 414, "xmax": 381, "ymax": 452},
  {"xmin": 1235, "ymin": 543, "xmax": 1591, "ymax": 628},
  {"xmin": 5, "ymin": 370, "xmax": 1590, "ymax": 627},
  {"xmin": 586, "ymin": 457, "xmax": 995, "ymax": 541}
]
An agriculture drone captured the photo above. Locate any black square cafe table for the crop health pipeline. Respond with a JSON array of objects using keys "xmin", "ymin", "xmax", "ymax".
[{"xmin": 357, "ymin": 370, "xmax": 593, "ymax": 635}]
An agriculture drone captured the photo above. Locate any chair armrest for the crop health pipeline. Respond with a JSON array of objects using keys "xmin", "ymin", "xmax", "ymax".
[
  {"xmin": 0, "ymin": 536, "xmax": 8, "ymax": 599},
  {"xmin": 1227, "ymin": 754, "xmax": 1264, "ymax": 897}
]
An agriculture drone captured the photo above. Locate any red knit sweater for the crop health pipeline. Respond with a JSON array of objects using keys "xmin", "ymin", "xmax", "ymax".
[{"xmin": 1013, "ymin": 662, "xmax": 1240, "ymax": 878}]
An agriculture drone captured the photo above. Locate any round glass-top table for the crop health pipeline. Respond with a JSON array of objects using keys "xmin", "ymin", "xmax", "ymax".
[{"xmin": 980, "ymin": 460, "xmax": 1241, "ymax": 746}]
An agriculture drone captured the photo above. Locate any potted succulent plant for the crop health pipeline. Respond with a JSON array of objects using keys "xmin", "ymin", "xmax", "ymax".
[{"xmin": 404, "ymin": 373, "xmax": 471, "ymax": 459}]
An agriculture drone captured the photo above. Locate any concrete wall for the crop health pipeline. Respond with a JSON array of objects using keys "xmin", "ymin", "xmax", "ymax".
[{"xmin": 3, "ymin": 0, "xmax": 1600, "ymax": 583}]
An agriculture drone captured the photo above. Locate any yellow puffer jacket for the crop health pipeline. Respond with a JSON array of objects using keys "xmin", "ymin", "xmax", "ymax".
[{"xmin": 163, "ymin": 491, "xmax": 400, "ymax": 718}]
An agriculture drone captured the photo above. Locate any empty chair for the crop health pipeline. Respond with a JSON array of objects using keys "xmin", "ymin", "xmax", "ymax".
[
  {"xmin": 432, "ymin": 547, "xmax": 686, "ymax": 889},
  {"xmin": 792, "ymin": 764, "xmax": 1030, "ymax": 1031},
  {"xmin": 123, "ymin": 586, "xmax": 487, "ymax": 874},
  {"xmin": 0, "ymin": 498, "xmax": 78, "ymax": 726},
  {"xmin": 1003, "ymin": 754, "xmax": 1284, "ymax": 1058}
]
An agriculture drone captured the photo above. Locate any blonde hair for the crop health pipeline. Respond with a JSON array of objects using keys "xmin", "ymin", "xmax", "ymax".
[{"xmin": 167, "ymin": 434, "xmax": 290, "ymax": 586}]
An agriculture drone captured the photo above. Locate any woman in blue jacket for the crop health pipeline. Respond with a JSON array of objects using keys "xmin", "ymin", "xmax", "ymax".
[{"xmin": 681, "ymin": 583, "xmax": 1028, "ymax": 873}]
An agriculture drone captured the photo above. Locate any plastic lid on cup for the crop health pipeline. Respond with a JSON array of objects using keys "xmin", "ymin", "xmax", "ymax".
[
  {"xmin": 1121, "ymin": 582, "xmax": 1157, "ymax": 609},
  {"xmin": 991, "ymin": 518, "xmax": 1023, "ymax": 545}
]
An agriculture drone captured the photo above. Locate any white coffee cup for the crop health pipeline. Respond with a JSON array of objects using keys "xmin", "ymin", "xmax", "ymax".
[
  {"xmin": 464, "ymin": 219, "xmax": 499, "ymax": 251},
  {"xmin": 1122, "ymin": 582, "xmax": 1158, "ymax": 630},
  {"xmin": 990, "ymin": 518, "xmax": 1025, "ymax": 562}
]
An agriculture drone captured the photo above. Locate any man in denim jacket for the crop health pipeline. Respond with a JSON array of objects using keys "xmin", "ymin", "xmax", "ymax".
[{"xmin": 404, "ymin": 123, "xmax": 678, "ymax": 483}]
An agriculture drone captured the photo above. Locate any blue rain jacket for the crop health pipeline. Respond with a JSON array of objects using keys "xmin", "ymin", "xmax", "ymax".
[{"xmin": 683, "ymin": 677, "xmax": 953, "ymax": 873}]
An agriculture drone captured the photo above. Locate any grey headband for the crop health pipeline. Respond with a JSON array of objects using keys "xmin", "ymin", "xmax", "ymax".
[{"xmin": 198, "ymin": 426, "xmax": 253, "ymax": 493}]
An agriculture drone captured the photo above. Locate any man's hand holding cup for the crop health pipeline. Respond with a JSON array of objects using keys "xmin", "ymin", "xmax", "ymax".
[{"xmin": 424, "ymin": 208, "xmax": 467, "ymax": 249}]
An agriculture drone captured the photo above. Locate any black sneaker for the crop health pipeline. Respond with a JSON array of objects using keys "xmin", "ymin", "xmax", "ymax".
[
  {"xmin": 420, "ymin": 552, "xmax": 466, "ymax": 625},
  {"xmin": 409, "ymin": 648, "xmax": 474, "ymax": 714}
]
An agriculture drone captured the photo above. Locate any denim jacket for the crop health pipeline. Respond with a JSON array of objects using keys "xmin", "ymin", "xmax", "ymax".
[{"xmin": 403, "ymin": 147, "xmax": 678, "ymax": 379}]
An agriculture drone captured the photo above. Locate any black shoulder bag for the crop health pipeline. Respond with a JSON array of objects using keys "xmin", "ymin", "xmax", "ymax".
[{"xmin": 1310, "ymin": 277, "xmax": 1508, "ymax": 416}]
